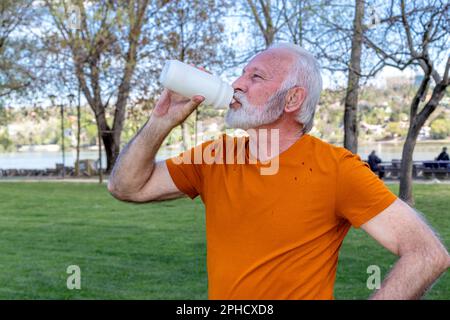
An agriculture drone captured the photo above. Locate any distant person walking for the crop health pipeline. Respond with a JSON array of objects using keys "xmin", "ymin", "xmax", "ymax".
[
  {"xmin": 436, "ymin": 147, "xmax": 449, "ymax": 161},
  {"xmin": 368, "ymin": 150, "xmax": 384, "ymax": 179}
]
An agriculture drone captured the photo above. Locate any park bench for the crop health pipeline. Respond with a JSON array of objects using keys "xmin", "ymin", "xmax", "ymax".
[
  {"xmin": 378, "ymin": 160, "xmax": 401, "ymax": 179},
  {"xmin": 421, "ymin": 161, "xmax": 450, "ymax": 179},
  {"xmin": 377, "ymin": 160, "xmax": 449, "ymax": 180},
  {"xmin": 77, "ymin": 159, "xmax": 97, "ymax": 176}
]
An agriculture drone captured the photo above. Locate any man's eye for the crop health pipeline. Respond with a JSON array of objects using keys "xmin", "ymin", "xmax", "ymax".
[{"xmin": 252, "ymin": 74, "xmax": 262, "ymax": 79}]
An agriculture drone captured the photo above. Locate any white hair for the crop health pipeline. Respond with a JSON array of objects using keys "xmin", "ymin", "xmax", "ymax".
[{"xmin": 268, "ymin": 43, "xmax": 323, "ymax": 134}]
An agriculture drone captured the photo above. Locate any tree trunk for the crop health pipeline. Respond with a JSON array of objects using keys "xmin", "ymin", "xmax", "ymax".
[
  {"xmin": 195, "ymin": 109, "xmax": 199, "ymax": 146},
  {"xmin": 247, "ymin": 0, "xmax": 274, "ymax": 48},
  {"xmin": 399, "ymin": 125, "xmax": 420, "ymax": 205},
  {"xmin": 98, "ymin": 125, "xmax": 103, "ymax": 184},
  {"xmin": 343, "ymin": 0, "xmax": 364, "ymax": 154},
  {"xmin": 181, "ymin": 122, "xmax": 190, "ymax": 150},
  {"xmin": 99, "ymin": 129, "xmax": 121, "ymax": 174},
  {"xmin": 75, "ymin": 86, "xmax": 81, "ymax": 176},
  {"xmin": 399, "ymin": 81, "xmax": 448, "ymax": 204},
  {"xmin": 297, "ymin": 1, "xmax": 303, "ymax": 46},
  {"xmin": 93, "ymin": 109, "xmax": 119, "ymax": 173}
]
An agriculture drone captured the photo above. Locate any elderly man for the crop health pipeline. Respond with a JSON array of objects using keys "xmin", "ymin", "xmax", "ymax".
[{"xmin": 108, "ymin": 43, "xmax": 449, "ymax": 300}]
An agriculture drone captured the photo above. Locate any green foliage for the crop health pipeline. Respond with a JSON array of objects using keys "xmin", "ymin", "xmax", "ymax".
[
  {"xmin": 430, "ymin": 118, "xmax": 450, "ymax": 139},
  {"xmin": 0, "ymin": 105, "xmax": 102, "ymax": 150},
  {"xmin": 0, "ymin": 127, "xmax": 14, "ymax": 151},
  {"xmin": 384, "ymin": 122, "xmax": 407, "ymax": 139}
]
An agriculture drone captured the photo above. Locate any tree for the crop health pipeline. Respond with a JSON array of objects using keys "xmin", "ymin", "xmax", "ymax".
[
  {"xmin": 245, "ymin": 0, "xmax": 278, "ymax": 48},
  {"xmin": 343, "ymin": 0, "xmax": 365, "ymax": 154},
  {"xmin": 0, "ymin": 0, "xmax": 38, "ymax": 98},
  {"xmin": 307, "ymin": 0, "xmax": 392, "ymax": 154},
  {"xmin": 363, "ymin": 0, "xmax": 449, "ymax": 204},
  {"xmin": 156, "ymin": 0, "xmax": 234, "ymax": 149},
  {"xmin": 243, "ymin": 0, "xmax": 324, "ymax": 49},
  {"xmin": 44, "ymin": 0, "xmax": 163, "ymax": 172}
]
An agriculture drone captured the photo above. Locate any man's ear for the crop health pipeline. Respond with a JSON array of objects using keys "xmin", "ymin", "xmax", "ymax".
[{"xmin": 284, "ymin": 87, "xmax": 306, "ymax": 113}]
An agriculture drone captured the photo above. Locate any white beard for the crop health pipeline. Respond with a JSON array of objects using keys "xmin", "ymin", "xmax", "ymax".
[{"xmin": 225, "ymin": 89, "xmax": 288, "ymax": 130}]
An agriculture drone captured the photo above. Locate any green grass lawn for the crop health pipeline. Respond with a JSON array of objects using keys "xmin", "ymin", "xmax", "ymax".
[{"xmin": 0, "ymin": 182, "xmax": 448, "ymax": 299}]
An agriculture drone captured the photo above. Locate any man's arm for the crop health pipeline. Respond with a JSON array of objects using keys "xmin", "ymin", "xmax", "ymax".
[
  {"xmin": 107, "ymin": 89, "xmax": 204, "ymax": 203},
  {"xmin": 361, "ymin": 198, "xmax": 450, "ymax": 299}
]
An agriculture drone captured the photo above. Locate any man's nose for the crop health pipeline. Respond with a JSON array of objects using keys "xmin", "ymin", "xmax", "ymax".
[{"xmin": 232, "ymin": 75, "xmax": 248, "ymax": 93}]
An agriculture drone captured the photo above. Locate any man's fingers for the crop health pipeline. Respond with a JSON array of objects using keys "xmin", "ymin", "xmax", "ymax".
[
  {"xmin": 160, "ymin": 88, "xmax": 170, "ymax": 100},
  {"xmin": 153, "ymin": 89, "xmax": 171, "ymax": 116},
  {"xmin": 189, "ymin": 63, "xmax": 211, "ymax": 74},
  {"xmin": 192, "ymin": 95, "xmax": 205, "ymax": 104},
  {"xmin": 183, "ymin": 95, "xmax": 204, "ymax": 112},
  {"xmin": 177, "ymin": 95, "xmax": 204, "ymax": 123},
  {"xmin": 198, "ymin": 66, "xmax": 211, "ymax": 74},
  {"xmin": 199, "ymin": 67, "xmax": 212, "ymax": 75}
]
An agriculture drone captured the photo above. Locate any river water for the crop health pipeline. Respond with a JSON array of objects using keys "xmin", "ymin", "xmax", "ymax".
[{"xmin": 0, "ymin": 141, "xmax": 448, "ymax": 170}]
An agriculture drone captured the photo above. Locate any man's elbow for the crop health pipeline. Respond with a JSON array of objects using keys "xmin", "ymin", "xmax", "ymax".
[
  {"xmin": 400, "ymin": 239, "xmax": 449, "ymax": 274},
  {"xmin": 107, "ymin": 181, "xmax": 127, "ymax": 201},
  {"xmin": 107, "ymin": 181, "xmax": 134, "ymax": 202},
  {"xmin": 437, "ymin": 250, "xmax": 450, "ymax": 272},
  {"xmin": 107, "ymin": 181, "xmax": 158, "ymax": 203},
  {"xmin": 425, "ymin": 245, "xmax": 450, "ymax": 274}
]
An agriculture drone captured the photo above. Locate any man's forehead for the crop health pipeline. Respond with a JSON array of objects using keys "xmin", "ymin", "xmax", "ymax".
[
  {"xmin": 242, "ymin": 65, "xmax": 269, "ymax": 74},
  {"xmin": 243, "ymin": 49, "xmax": 294, "ymax": 75}
]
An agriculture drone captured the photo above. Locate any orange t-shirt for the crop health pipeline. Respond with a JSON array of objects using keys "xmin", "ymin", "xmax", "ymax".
[{"xmin": 165, "ymin": 133, "xmax": 397, "ymax": 300}]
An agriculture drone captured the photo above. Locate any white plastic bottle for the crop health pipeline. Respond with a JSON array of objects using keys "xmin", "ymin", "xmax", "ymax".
[{"xmin": 159, "ymin": 60, "xmax": 233, "ymax": 109}]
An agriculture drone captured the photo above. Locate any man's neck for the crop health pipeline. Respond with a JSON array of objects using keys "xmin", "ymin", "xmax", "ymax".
[{"xmin": 249, "ymin": 116, "xmax": 304, "ymax": 161}]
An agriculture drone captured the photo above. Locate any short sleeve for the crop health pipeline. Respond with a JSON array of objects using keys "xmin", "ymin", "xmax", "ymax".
[
  {"xmin": 165, "ymin": 140, "xmax": 212, "ymax": 199},
  {"xmin": 335, "ymin": 151, "xmax": 398, "ymax": 228}
]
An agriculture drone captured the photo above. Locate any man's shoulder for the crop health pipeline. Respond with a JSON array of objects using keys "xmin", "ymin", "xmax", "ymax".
[
  {"xmin": 190, "ymin": 133, "xmax": 247, "ymax": 161},
  {"xmin": 305, "ymin": 134, "xmax": 354, "ymax": 162},
  {"xmin": 305, "ymin": 135, "xmax": 371, "ymax": 174}
]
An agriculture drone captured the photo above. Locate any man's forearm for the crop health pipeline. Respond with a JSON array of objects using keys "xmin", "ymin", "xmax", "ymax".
[
  {"xmin": 370, "ymin": 251, "xmax": 449, "ymax": 300},
  {"xmin": 108, "ymin": 116, "xmax": 172, "ymax": 196}
]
